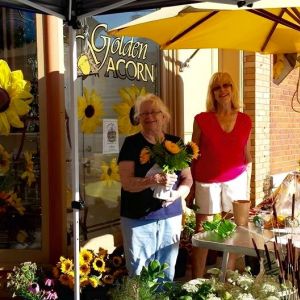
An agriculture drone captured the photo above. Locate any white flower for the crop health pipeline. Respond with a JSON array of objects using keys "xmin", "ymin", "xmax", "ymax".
[
  {"xmin": 236, "ymin": 293, "xmax": 256, "ymax": 300},
  {"xmin": 207, "ymin": 294, "xmax": 222, "ymax": 300}
]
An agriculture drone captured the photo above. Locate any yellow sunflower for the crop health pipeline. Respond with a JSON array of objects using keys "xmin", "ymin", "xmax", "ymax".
[
  {"xmin": 59, "ymin": 274, "xmax": 70, "ymax": 286},
  {"xmin": 59, "ymin": 257, "xmax": 73, "ymax": 274},
  {"xmin": 78, "ymin": 87, "xmax": 104, "ymax": 134},
  {"xmin": 186, "ymin": 141, "xmax": 200, "ymax": 159},
  {"xmin": 113, "ymin": 85, "xmax": 146, "ymax": 135},
  {"xmin": 93, "ymin": 257, "xmax": 106, "ymax": 273},
  {"xmin": 0, "ymin": 60, "xmax": 33, "ymax": 135},
  {"xmin": 21, "ymin": 151, "xmax": 36, "ymax": 186},
  {"xmin": 79, "ymin": 248, "xmax": 93, "ymax": 264},
  {"xmin": 89, "ymin": 276, "xmax": 100, "ymax": 288},
  {"xmin": 79, "ymin": 263, "xmax": 91, "ymax": 276},
  {"xmin": 164, "ymin": 140, "xmax": 181, "ymax": 154},
  {"xmin": 0, "ymin": 144, "xmax": 10, "ymax": 174},
  {"xmin": 100, "ymin": 158, "xmax": 120, "ymax": 187},
  {"xmin": 139, "ymin": 147, "xmax": 150, "ymax": 164}
]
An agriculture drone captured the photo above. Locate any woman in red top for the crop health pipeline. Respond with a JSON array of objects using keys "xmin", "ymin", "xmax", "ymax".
[{"xmin": 189, "ymin": 72, "xmax": 252, "ymax": 278}]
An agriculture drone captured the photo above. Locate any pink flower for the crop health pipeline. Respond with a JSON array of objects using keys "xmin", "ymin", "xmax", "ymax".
[
  {"xmin": 44, "ymin": 278, "xmax": 55, "ymax": 287},
  {"xmin": 28, "ymin": 282, "xmax": 40, "ymax": 294},
  {"xmin": 44, "ymin": 289, "xmax": 58, "ymax": 300}
]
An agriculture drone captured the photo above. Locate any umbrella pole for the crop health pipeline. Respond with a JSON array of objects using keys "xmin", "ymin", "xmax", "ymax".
[{"xmin": 69, "ymin": 25, "xmax": 81, "ymax": 300}]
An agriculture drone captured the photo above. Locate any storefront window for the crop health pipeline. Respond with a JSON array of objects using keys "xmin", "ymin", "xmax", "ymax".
[
  {"xmin": 0, "ymin": 8, "xmax": 41, "ymax": 249},
  {"xmin": 65, "ymin": 11, "xmax": 160, "ymax": 244}
]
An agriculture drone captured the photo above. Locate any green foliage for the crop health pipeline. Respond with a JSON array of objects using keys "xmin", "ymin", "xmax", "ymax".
[
  {"xmin": 202, "ymin": 215, "xmax": 236, "ymax": 239},
  {"xmin": 148, "ymin": 140, "xmax": 196, "ymax": 173}
]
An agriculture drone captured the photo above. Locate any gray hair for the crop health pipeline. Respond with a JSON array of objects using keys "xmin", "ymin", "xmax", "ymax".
[{"xmin": 134, "ymin": 93, "xmax": 170, "ymax": 123}]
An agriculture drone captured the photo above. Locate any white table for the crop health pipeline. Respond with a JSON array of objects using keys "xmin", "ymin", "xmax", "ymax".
[{"xmin": 192, "ymin": 223, "xmax": 274, "ymax": 280}]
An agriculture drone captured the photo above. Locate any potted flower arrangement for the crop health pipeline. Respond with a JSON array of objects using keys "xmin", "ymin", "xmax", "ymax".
[
  {"xmin": 7, "ymin": 246, "xmax": 127, "ymax": 300},
  {"xmin": 140, "ymin": 140, "xmax": 199, "ymax": 200}
]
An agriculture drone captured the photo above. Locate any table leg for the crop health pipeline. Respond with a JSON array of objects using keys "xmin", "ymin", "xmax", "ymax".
[{"xmin": 220, "ymin": 251, "xmax": 229, "ymax": 282}]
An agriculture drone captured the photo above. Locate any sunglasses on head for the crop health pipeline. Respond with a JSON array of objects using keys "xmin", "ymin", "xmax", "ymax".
[{"xmin": 212, "ymin": 83, "xmax": 232, "ymax": 92}]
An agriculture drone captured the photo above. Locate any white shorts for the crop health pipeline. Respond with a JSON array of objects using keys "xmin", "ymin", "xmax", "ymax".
[{"xmin": 195, "ymin": 170, "xmax": 248, "ymax": 214}]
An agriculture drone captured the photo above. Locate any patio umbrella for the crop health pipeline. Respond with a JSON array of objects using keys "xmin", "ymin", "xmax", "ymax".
[{"xmin": 108, "ymin": 0, "xmax": 300, "ymax": 54}]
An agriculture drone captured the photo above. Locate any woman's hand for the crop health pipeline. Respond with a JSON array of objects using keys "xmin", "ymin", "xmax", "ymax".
[
  {"xmin": 154, "ymin": 172, "xmax": 178, "ymax": 187},
  {"xmin": 185, "ymin": 183, "xmax": 195, "ymax": 208}
]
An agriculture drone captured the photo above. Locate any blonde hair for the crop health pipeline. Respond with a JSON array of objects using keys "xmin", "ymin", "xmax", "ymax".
[
  {"xmin": 134, "ymin": 93, "xmax": 170, "ymax": 123},
  {"xmin": 206, "ymin": 72, "xmax": 240, "ymax": 112}
]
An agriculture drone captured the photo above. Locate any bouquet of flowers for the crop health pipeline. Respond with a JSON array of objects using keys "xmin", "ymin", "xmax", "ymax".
[
  {"xmin": 140, "ymin": 140, "xmax": 199, "ymax": 200},
  {"xmin": 140, "ymin": 140, "xmax": 199, "ymax": 173}
]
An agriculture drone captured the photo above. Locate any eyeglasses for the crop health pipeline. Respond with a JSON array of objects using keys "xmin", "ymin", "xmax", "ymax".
[
  {"xmin": 139, "ymin": 111, "xmax": 162, "ymax": 117},
  {"xmin": 212, "ymin": 83, "xmax": 232, "ymax": 92}
]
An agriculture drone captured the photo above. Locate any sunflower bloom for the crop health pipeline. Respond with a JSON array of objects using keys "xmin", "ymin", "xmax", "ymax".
[
  {"xmin": 139, "ymin": 147, "xmax": 150, "ymax": 164},
  {"xmin": 79, "ymin": 248, "xmax": 93, "ymax": 264},
  {"xmin": 60, "ymin": 257, "xmax": 73, "ymax": 274},
  {"xmin": 80, "ymin": 276, "xmax": 90, "ymax": 287},
  {"xmin": 59, "ymin": 274, "xmax": 70, "ymax": 286},
  {"xmin": 52, "ymin": 266, "xmax": 60, "ymax": 278},
  {"xmin": 79, "ymin": 263, "xmax": 90, "ymax": 276},
  {"xmin": 113, "ymin": 85, "xmax": 146, "ymax": 135},
  {"xmin": 0, "ymin": 144, "xmax": 10, "ymax": 174},
  {"xmin": 98, "ymin": 247, "xmax": 108, "ymax": 257},
  {"xmin": 102, "ymin": 274, "xmax": 114, "ymax": 285},
  {"xmin": 164, "ymin": 140, "xmax": 181, "ymax": 154},
  {"xmin": 93, "ymin": 257, "xmax": 106, "ymax": 273},
  {"xmin": 21, "ymin": 151, "xmax": 36, "ymax": 186},
  {"xmin": 186, "ymin": 141, "xmax": 200, "ymax": 159},
  {"xmin": 100, "ymin": 158, "xmax": 120, "ymax": 186},
  {"xmin": 78, "ymin": 87, "xmax": 104, "ymax": 134},
  {"xmin": 0, "ymin": 60, "xmax": 33, "ymax": 135},
  {"xmin": 89, "ymin": 276, "xmax": 100, "ymax": 288},
  {"xmin": 112, "ymin": 256, "xmax": 123, "ymax": 268}
]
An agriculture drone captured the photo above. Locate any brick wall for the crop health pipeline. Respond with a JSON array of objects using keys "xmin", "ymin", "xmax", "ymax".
[
  {"xmin": 243, "ymin": 53, "xmax": 271, "ymax": 204},
  {"xmin": 270, "ymin": 67, "xmax": 300, "ymax": 175}
]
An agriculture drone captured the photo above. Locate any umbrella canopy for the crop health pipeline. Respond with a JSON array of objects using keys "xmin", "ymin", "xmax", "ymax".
[
  {"xmin": 0, "ymin": 0, "xmax": 255, "ymax": 24},
  {"xmin": 109, "ymin": 0, "xmax": 300, "ymax": 54}
]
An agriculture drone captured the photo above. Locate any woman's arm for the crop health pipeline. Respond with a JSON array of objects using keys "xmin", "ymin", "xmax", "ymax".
[
  {"xmin": 119, "ymin": 161, "xmax": 177, "ymax": 193},
  {"xmin": 177, "ymin": 167, "xmax": 193, "ymax": 199}
]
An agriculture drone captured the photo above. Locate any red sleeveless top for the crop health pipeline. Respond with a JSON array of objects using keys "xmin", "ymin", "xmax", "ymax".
[{"xmin": 192, "ymin": 112, "xmax": 252, "ymax": 183}]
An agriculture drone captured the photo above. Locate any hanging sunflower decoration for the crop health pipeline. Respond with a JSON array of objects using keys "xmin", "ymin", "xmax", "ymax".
[
  {"xmin": 0, "ymin": 143, "xmax": 10, "ymax": 175},
  {"xmin": 113, "ymin": 85, "xmax": 146, "ymax": 135},
  {"xmin": 0, "ymin": 60, "xmax": 33, "ymax": 135},
  {"xmin": 100, "ymin": 158, "xmax": 120, "ymax": 187},
  {"xmin": 21, "ymin": 151, "xmax": 36, "ymax": 187},
  {"xmin": 78, "ymin": 87, "xmax": 104, "ymax": 134}
]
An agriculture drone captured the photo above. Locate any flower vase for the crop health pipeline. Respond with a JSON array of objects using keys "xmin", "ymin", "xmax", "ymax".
[{"xmin": 145, "ymin": 163, "xmax": 175, "ymax": 200}]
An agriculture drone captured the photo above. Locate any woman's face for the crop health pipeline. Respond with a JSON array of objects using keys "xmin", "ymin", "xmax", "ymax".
[
  {"xmin": 212, "ymin": 80, "xmax": 233, "ymax": 107},
  {"xmin": 138, "ymin": 100, "xmax": 164, "ymax": 132}
]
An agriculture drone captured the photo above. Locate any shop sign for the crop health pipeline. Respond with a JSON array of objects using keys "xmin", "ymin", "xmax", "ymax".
[{"xmin": 77, "ymin": 23, "xmax": 156, "ymax": 82}]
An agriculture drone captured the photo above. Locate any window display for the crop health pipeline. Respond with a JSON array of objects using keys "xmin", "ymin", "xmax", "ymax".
[{"xmin": 0, "ymin": 9, "xmax": 41, "ymax": 249}]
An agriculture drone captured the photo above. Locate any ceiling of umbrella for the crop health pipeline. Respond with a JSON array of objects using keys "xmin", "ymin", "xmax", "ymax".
[
  {"xmin": 108, "ymin": 0, "xmax": 300, "ymax": 54},
  {"xmin": 0, "ymin": 0, "xmax": 258, "ymax": 25}
]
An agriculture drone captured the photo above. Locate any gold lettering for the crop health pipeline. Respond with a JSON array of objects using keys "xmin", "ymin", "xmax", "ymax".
[
  {"xmin": 116, "ymin": 59, "xmax": 126, "ymax": 80},
  {"xmin": 105, "ymin": 57, "xmax": 118, "ymax": 78},
  {"xmin": 121, "ymin": 38, "xmax": 134, "ymax": 57},
  {"xmin": 145, "ymin": 64, "xmax": 155, "ymax": 82}
]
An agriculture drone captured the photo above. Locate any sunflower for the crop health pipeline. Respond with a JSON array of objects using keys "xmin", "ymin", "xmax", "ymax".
[
  {"xmin": 102, "ymin": 274, "xmax": 114, "ymax": 285},
  {"xmin": 52, "ymin": 266, "xmax": 60, "ymax": 278},
  {"xmin": 93, "ymin": 257, "xmax": 106, "ymax": 273},
  {"xmin": 79, "ymin": 263, "xmax": 91, "ymax": 276},
  {"xmin": 78, "ymin": 87, "xmax": 104, "ymax": 134},
  {"xmin": 164, "ymin": 140, "xmax": 181, "ymax": 154},
  {"xmin": 112, "ymin": 256, "xmax": 123, "ymax": 268},
  {"xmin": 0, "ymin": 144, "xmax": 10, "ymax": 174},
  {"xmin": 0, "ymin": 191, "xmax": 25, "ymax": 215},
  {"xmin": 139, "ymin": 147, "xmax": 150, "ymax": 164},
  {"xmin": 59, "ymin": 257, "xmax": 73, "ymax": 274},
  {"xmin": 100, "ymin": 158, "xmax": 120, "ymax": 186},
  {"xmin": 79, "ymin": 248, "xmax": 93, "ymax": 264},
  {"xmin": 98, "ymin": 247, "xmax": 108, "ymax": 257},
  {"xmin": 0, "ymin": 60, "xmax": 33, "ymax": 135},
  {"xmin": 80, "ymin": 276, "xmax": 90, "ymax": 287},
  {"xmin": 113, "ymin": 85, "xmax": 146, "ymax": 135},
  {"xmin": 59, "ymin": 274, "xmax": 70, "ymax": 286},
  {"xmin": 21, "ymin": 151, "xmax": 36, "ymax": 186},
  {"xmin": 89, "ymin": 276, "xmax": 100, "ymax": 288},
  {"xmin": 186, "ymin": 141, "xmax": 200, "ymax": 159}
]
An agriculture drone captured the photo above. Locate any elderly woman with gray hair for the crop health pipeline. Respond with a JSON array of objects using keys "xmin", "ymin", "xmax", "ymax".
[{"xmin": 118, "ymin": 93, "xmax": 192, "ymax": 281}]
